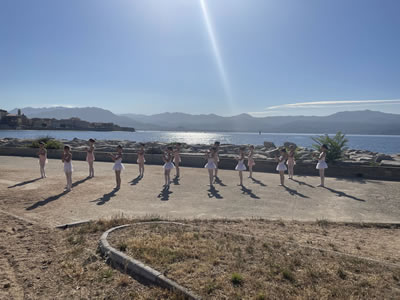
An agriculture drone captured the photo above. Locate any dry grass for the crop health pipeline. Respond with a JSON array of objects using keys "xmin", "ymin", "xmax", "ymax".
[{"xmin": 108, "ymin": 221, "xmax": 400, "ymax": 299}]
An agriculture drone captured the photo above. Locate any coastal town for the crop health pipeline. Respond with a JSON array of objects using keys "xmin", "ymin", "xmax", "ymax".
[{"xmin": 0, "ymin": 108, "xmax": 135, "ymax": 132}]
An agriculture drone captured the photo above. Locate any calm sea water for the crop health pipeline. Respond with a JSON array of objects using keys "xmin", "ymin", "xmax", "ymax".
[{"xmin": 0, "ymin": 130, "xmax": 399, "ymax": 154}]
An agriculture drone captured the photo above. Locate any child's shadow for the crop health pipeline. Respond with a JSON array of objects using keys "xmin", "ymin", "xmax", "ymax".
[
  {"xmin": 250, "ymin": 177, "xmax": 267, "ymax": 187},
  {"xmin": 284, "ymin": 186, "xmax": 309, "ymax": 198},
  {"xmin": 172, "ymin": 176, "xmax": 180, "ymax": 185},
  {"xmin": 130, "ymin": 175, "xmax": 142, "ymax": 186},
  {"xmin": 9, "ymin": 177, "xmax": 41, "ymax": 188},
  {"xmin": 240, "ymin": 185, "xmax": 260, "ymax": 199},
  {"xmin": 213, "ymin": 176, "xmax": 226, "ymax": 187},
  {"xmin": 158, "ymin": 186, "xmax": 172, "ymax": 201},
  {"xmin": 323, "ymin": 186, "xmax": 365, "ymax": 202},
  {"xmin": 26, "ymin": 190, "xmax": 69, "ymax": 210},
  {"xmin": 208, "ymin": 186, "xmax": 223, "ymax": 199},
  {"xmin": 291, "ymin": 178, "xmax": 315, "ymax": 188},
  {"xmin": 91, "ymin": 188, "xmax": 118, "ymax": 205}
]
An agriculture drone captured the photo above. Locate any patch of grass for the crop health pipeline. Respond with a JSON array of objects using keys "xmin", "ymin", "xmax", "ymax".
[
  {"xmin": 67, "ymin": 234, "xmax": 85, "ymax": 245},
  {"xmin": 117, "ymin": 275, "xmax": 130, "ymax": 287},
  {"xmin": 255, "ymin": 293, "xmax": 266, "ymax": 300},
  {"xmin": 337, "ymin": 268, "xmax": 347, "ymax": 280},
  {"xmin": 101, "ymin": 269, "xmax": 113, "ymax": 279},
  {"xmin": 282, "ymin": 269, "xmax": 296, "ymax": 283},
  {"xmin": 317, "ymin": 219, "xmax": 329, "ymax": 227},
  {"xmin": 231, "ymin": 273, "xmax": 243, "ymax": 286},
  {"xmin": 118, "ymin": 242, "xmax": 127, "ymax": 252},
  {"xmin": 30, "ymin": 136, "xmax": 63, "ymax": 149}
]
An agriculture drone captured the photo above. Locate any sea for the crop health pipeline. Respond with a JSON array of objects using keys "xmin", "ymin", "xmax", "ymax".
[{"xmin": 0, "ymin": 130, "xmax": 399, "ymax": 154}]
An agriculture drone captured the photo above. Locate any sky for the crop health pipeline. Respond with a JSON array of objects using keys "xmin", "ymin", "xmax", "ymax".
[{"xmin": 1, "ymin": 0, "xmax": 400, "ymax": 117}]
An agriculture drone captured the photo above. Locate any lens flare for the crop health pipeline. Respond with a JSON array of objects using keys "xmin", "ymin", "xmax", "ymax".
[{"xmin": 200, "ymin": 0, "xmax": 234, "ymax": 113}]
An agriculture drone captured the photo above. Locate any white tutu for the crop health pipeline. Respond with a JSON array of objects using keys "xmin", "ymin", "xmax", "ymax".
[
  {"xmin": 204, "ymin": 158, "xmax": 217, "ymax": 169},
  {"xmin": 163, "ymin": 162, "xmax": 175, "ymax": 170},
  {"xmin": 316, "ymin": 160, "xmax": 328, "ymax": 169},
  {"xmin": 276, "ymin": 162, "xmax": 287, "ymax": 172},
  {"xmin": 64, "ymin": 161, "xmax": 73, "ymax": 173},
  {"xmin": 113, "ymin": 159, "xmax": 125, "ymax": 171},
  {"xmin": 235, "ymin": 160, "xmax": 246, "ymax": 171}
]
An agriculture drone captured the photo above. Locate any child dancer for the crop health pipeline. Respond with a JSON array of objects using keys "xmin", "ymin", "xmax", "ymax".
[
  {"xmin": 137, "ymin": 143, "xmax": 145, "ymax": 177},
  {"xmin": 162, "ymin": 146, "xmax": 175, "ymax": 187},
  {"xmin": 287, "ymin": 145, "xmax": 296, "ymax": 179},
  {"xmin": 86, "ymin": 138, "xmax": 95, "ymax": 178},
  {"xmin": 235, "ymin": 147, "xmax": 246, "ymax": 185},
  {"xmin": 315, "ymin": 144, "xmax": 328, "ymax": 187},
  {"xmin": 173, "ymin": 143, "xmax": 181, "ymax": 177},
  {"xmin": 62, "ymin": 145, "xmax": 73, "ymax": 191},
  {"xmin": 247, "ymin": 145, "xmax": 255, "ymax": 178},
  {"xmin": 38, "ymin": 141, "xmax": 47, "ymax": 178},
  {"xmin": 204, "ymin": 147, "xmax": 217, "ymax": 186},
  {"xmin": 109, "ymin": 145, "xmax": 124, "ymax": 189},
  {"xmin": 275, "ymin": 148, "xmax": 288, "ymax": 186},
  {"xmin": 213, "ymin": 141, "xmax": 220, "ymax": 178}
]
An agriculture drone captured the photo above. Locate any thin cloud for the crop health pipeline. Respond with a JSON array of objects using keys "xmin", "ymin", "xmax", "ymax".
[{"xmin": 265, "ymin": 99, "xmax": 400, "ymax": 110}]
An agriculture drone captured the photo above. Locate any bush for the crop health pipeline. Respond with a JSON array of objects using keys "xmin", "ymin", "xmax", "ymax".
[
  {"xmin": 30, "ymin": 136, "xmax": 63, "ymax": 149},
  {"xmin": 312, "ymin": 131, "xmax": 348, "ymax": 163},
  {"xmin": 231, "ymin": 272, "xmax": 243, "ymax": 285}
]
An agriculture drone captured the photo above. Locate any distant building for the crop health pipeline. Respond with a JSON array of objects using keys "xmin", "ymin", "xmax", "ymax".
[{"xmin": 0, "ymin": 108, "xmax": 134, "ymax": 131}]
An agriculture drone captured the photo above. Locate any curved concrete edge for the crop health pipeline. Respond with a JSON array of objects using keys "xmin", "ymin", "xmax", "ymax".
[{"xmin": 98, "ymin": 223, "xmax": 202, "ymax": 300}]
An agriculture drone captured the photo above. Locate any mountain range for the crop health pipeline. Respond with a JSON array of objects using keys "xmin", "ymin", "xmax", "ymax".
[{"xmin": 8, "ymin": 106, "xmax": 400, "ymax": 135}]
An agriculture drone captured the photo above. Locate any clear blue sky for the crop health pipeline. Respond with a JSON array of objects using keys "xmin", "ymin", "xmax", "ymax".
[{"xmin": 1, "ymin": 0, "xmax": 400, "ymax": 116}]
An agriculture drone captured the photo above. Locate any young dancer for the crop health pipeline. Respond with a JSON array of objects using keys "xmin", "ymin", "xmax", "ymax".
[
  {"xmin": 247, "ymin": 145, "xmax": 255, "ymax": 178},
  {"xmin": 235, "ymin": 147, "xmax": 246, "ymax": 185},
  {"xmin": 109, "ymin": 145, "xmax": 124, "ymax": 189},
  {"xmin": 86, "ymin": 138, "xmax": 95, "ymax": 178},
  {"xmin": 173, "ymin": 143, "xmax": 181, "ymax": 177},
  {"xmin": 275, "ymin": 148, "xmax": 288, "ymax": 186},
  {"xmin": 38, "ymin": 141, "xmax": 47, "ymax": 178},
  {"xmin": 137, "ymin": 143, "xmax": 145, "ymax": 177},
  {"xmin": 162, "ymin": 146, "xmax": 175, "ymax": 187},
  {"xmin": 287, "ymin": 145, "xmax": 296, "ymax": 179},
  {"xmin": 62, "ymin": 145, "xmax": 73, "ymax": 191},
  {"xmin": 204, "ymin": 147, "xmax": 217, "ymax": 186},
  {"xmin": 213, "ymin": 141, "xmax": 220, "ymax": 178},
  {"xmin": 315, "ymin": 144, "xmax": 328, "ymax": 187}
]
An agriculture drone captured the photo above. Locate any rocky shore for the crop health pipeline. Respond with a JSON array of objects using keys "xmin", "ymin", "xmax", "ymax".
[{"xmin": 1, "ymin": 137, "xmax": 399, "ymax": 167}]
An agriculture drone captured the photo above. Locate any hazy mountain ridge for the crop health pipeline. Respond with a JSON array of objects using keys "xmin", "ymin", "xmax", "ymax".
[{"xmin": 10, "ymin": 107, "xmax": 400, "ymax": 134}]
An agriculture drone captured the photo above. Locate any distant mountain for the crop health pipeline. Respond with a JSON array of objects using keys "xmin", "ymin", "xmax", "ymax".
[
  {"xmin": 10, "ymin": 107, "xmax": 400, "ymax": 134},
  {"xmin": 10, "ymin": 107, "xmax": 159, "ymax": 130}
]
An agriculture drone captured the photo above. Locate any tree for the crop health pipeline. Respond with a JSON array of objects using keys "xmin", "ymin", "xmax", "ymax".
[{"xmin": 312, "ymin": 131, "xmax": 348, "ymax": 163}]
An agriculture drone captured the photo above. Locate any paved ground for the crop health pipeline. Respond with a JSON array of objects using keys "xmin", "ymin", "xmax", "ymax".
[{"xmin": 0, "ymin": 156, "xmax": 399, "ymax": 226}]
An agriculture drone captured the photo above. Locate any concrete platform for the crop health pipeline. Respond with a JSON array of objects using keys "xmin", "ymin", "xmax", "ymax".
[{"xmin": 0, "ymin": 156, "xmax": 399, "ymax": 227}]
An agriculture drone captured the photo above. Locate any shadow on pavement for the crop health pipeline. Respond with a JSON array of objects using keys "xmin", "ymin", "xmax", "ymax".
[
  {"xmin": 323, "ymin": 186, "xmax": 366, "ymax": 202},
  {"xmin": 8, "ymin": 177, "xmax": 42, "ymax": 188},
  {"xmin": 91, "ymin": 188, "xmax": 119, "ymax": 205},
  {"xmin": 130, "ymin": 175, "xmax": 142, "ymax": 186},
  {"xmin": 291, "ymin": 178, "xmax": 315, "ymax": 188},
  {"xmin": 26, "ymin": 190, "xmax": 70, "ymax": 210},
  {"xmin": 240, "ymin": 185, "xmax": 260, "ymax": 199},
  {"xmin": 250, "ymin": 177, "xmax": 267, "ymax": 187},
  {"xmin": 208, "ymin": 185, "xmax": 223, "ymax": 199},
  {"xmin": 158, "ymin": 186, "xmax": 172, "ymax": 201},
  {"xmin": 284, "ymin": 186, "xmax": 309, "ymax": 198}
]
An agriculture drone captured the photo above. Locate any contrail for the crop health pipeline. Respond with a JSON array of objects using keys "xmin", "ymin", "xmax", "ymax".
[{"xmin": 200, "ymin": 0, "xmax": 234, "ymax": 111}]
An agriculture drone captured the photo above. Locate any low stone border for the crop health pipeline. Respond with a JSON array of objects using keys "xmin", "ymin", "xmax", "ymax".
[{"xmin": 98, "ymin": 222, "xmax": 201, "ymax": 300}]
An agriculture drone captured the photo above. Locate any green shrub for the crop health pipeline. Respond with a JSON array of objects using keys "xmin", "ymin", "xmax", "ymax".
[
  {"xmin": 231, "ymin": 272, "xmax": 243, "ymax": 285},
  {"xmin": 30, "ymin": 136, "xmax": 62, "ymax": 149},
  {"xmin": 312, "ymin": 131, "xmax": 348, "ymax": 163}
]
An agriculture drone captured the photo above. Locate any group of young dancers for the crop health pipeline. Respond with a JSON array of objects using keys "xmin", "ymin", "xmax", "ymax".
[{"xmin": 37, "ymin": 139, "xmax": 329, "ymax": 192}]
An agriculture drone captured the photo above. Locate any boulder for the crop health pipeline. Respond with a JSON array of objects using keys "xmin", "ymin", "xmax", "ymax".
[
  {"xmin": 263, "ymin": 141, "xmax": 276, "ymax": 149},
  {"xmin": 265, "ymin": 148, "xmax": 280, "ymax": 158},
  {"xmin": 375, "ymin": 153, "xmax": 393, "ymax": 163},
  {"xmin": 283, "ymin": 142, "xmax": 297, "ymax": 149}
]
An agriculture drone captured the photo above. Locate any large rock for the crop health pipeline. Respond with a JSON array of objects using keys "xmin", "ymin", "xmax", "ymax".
[
  {"xmin": 375, "ymin": 153, "xmax": 393, "ymax": 163},
  {"xmin": 265, "ymin": 148, "xmax": 280, "ymax": 158},
  {"xmin": 283, "ymin": 142, "xmax": 297, "ymax": 149},
  {"xmin": 263, "ymin": 141, "xmax": 276, "ymax": 149}
]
